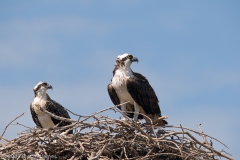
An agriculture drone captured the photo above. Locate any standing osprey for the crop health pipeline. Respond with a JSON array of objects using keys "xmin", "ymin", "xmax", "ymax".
[
  {"xmin": 107, "ymin": 53, "xmax": 167, "ymax": 125},
  {"xmin": 30, "ymin": 81, "xmax": 72, "ymax": 134}
]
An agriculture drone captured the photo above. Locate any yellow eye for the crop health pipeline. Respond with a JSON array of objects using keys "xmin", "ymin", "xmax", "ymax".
[{"xmin": 128, "ymin": 55, "xmax": 133, "ymax": 59}]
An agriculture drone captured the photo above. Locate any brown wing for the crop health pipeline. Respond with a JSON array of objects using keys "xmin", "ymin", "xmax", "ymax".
[
  {"xmin": 126, "ymin": 72, "xmax": 162, "ymax": 116},
  {"xmin": 45, "ymin": 99, "xmax": 73, "ymax": 134},
  {"xmin": 107, "ymin": 83, "xmax": 120, "ymax": 107},
  {"xmin": 30, "ymin": 103, "xmax": 42, "ymax": 128}
]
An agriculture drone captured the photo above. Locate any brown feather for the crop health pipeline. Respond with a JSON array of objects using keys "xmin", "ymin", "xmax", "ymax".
[
  {"xmin": 126, "ymin": 72, "xmax": 164, "ymax": 118},
  {"xmin": 30, "ymin": 104, "xmax": 42, "ymax": 128}
]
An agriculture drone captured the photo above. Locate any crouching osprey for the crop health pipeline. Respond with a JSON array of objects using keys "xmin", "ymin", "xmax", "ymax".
[
  {"xmin": 30, "ymin": 81, "xmax": 72, "ymax": 134},
  {"xmin": 107, "ymin": 53, "xmax": 168, "ymax": 126}
]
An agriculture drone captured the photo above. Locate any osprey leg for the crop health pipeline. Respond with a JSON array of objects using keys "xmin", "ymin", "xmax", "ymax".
[
  {"xmin": 133, "ymin": 102, "xmax": 140, "ymax": 121},
  {"xmin": 121, "ymin": 103, "xmax": 128, "ymax": 120}
]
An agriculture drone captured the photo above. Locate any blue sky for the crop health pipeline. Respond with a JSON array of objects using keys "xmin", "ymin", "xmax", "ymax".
[{"xmin": 0, "ymin": 1, "xmax": 239, "ymax": 159}]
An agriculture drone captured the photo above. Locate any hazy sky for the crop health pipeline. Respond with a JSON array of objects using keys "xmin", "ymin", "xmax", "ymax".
[{"xmin": 0, "ymin": 1, "xmax": 239, "ymax": 159}]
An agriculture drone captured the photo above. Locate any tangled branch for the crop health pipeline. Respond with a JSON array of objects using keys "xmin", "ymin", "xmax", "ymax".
[{"xmin": 0, "ymin": 104, "xmax": 233, "ymax": 160}]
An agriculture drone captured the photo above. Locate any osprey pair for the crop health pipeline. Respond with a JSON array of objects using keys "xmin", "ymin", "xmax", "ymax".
[{"xmin": 30, "ymin": 53, "xmax": 167, "ymax": 132}]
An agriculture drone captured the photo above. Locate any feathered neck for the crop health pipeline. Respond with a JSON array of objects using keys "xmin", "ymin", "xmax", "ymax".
[
  {"xmin": 113, "ymin": 66, "xmax": 134, "ymax": 79},
  {"xmin": 35, "ymin": 91, "xmax": 50, "ymax": 100},
  {"xmin": 113, "ymin": 61, "xmax": 133, "ymax": 77}
]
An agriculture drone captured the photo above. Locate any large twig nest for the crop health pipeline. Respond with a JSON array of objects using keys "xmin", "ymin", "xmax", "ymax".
[{"xmin": 0, "ymin": 104, "xmax": 233, "ymax": 160}]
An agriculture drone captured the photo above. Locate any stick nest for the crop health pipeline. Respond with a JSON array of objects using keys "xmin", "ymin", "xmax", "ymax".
[{"xmin": 0, "ymin": 104, "xmax": 233, "ymax": 160}]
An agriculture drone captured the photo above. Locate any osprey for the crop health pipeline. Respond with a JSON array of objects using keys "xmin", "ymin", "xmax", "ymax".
[
  {"xmin": 107, "ymin": 53, "xmax": 167, "ymax": 125},
  {"xmin": 30, "ymin": 81, "xmax": 72, "ymax": 133}
]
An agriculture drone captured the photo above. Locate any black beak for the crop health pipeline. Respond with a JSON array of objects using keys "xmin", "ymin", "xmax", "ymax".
[
  {"xmin": 47, "ymin": 84, "xmax": 53, "ymax": 90},
  {"xmin": 131, "ymin": 57, "xmax": 139, "ymax": 63}
]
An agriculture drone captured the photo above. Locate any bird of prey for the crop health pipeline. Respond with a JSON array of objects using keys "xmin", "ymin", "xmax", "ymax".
[
  {"xmin": 107, "ymin": 53, "xmax": 167, "ymax": 125},
  {"xmin": 30, "ymin": 81, "xmax": 72, "ymax": 133}
]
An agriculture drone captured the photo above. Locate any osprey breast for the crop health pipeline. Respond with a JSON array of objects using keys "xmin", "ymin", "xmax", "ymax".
[
  {"xmin": 112, "ymin": 69, "xmax": 133, "ymax": 90},
  {"xmin": 111, "ymin": 70, "xmax": 135, "ymax": 104},
  {"xmin": 32, "ymin": 100, "xmax": 54, "ymax": 128},
  {"xmin": 32, "ymin": 98, "xmax": 55, "ymax": 128},
  {"xmin": 32, "ymin": 98, "xmax": 47, "ymax": 115}
]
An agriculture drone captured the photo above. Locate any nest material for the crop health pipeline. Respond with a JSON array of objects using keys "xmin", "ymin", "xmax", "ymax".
[{"xmin": 0, "ymin": 104, "xmax": 233, "ymax": 160}]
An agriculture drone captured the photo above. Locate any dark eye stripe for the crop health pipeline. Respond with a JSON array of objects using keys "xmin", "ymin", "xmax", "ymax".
[
  {"xmin": 128, "ymin": 55, "xmax": 133, "ymax": 59},
  {"xmin": 122, "ymin": 55, "xmax": 133, "ymax": 61},
  {"xmin": 34, "ymin": 85, "xmax": 41, "ymax": 91},
  {"xmin": 34, "ymin": 82, "xmax": 47, "ymax": 92},
  {"xmin": 122, "ymin": 57, "xmax": 127, "ymax": 61},
  {"xmin": 41, "ymin": 82, "xmax": 47, "ymax": 86}
]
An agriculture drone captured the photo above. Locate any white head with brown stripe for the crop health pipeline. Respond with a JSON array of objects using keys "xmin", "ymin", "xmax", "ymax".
[
  {"xmin": 116, "ymin": 53, "xmax": 138, "ymax": 68},
  {"xmin": 33, "ymin": 81, "xmax": 53, "ymax": 98}
]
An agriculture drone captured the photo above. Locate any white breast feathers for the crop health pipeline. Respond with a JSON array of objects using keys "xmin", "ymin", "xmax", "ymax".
[
  {"xmin": 32, "ymin": 97, "xmax": 55, "ymax": 128},
  {"xmin": 111, "ymin": 69, "xmax": 135, "ymax": 104}
]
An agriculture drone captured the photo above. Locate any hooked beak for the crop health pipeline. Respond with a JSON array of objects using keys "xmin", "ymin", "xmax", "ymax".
[
  {"xmin": 131, "ymin": 57, "xmax": 139, "ymax": 63},
  {"xmin": 47, "ymin": 84, "xmax": 53, "ymax": 90}
]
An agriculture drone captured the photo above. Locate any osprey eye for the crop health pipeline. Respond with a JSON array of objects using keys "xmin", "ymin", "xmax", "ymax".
[{"xmin": 128, "ymin": 55, "xmax": 132, "ymax": 59}]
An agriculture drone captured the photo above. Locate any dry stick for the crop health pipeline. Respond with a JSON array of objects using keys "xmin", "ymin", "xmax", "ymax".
[
  {"xmin": 197, "ymin": 123, "xmax": 217, "ymax": 158},
  {"xmin": 180, "ymin": 131, "xmax": 233, "ymax": 160},
  {"xmin": 40, "ymin": 104, "xmax": 139, "ymax": 134},
  {"xmin": 79, "ymin": 141, "xmax": 85, "ymax": 152},
  {"xmin": 151, "ymin": 130, "xmax": 232, "ymax": 160},
  {"xmin": 179, "ymin": 124, "xmax": 185, "ymax": 158},
  {"xmin": 119, "ymin": 110, "xmax": 168, "ymax": 150},
  {"xmin": 116, "ymin": 119, "xmax": 155, "ymax": 143},
  {"xmin": 87, "ymin": 102, "xmax": 164, "ymax": 149},
  {"xmin": 80, "ymin": 101, "xmax": 130, "ymax": 122},
  {"xmin": 142, "ymin": 148, "xmax": 154, "ymax": 159},
  {"xmin": 0, "ymin": 136, "xmax": 9, "ymax": 143},
  {"xmin": 40, "ymin": 107, "xmax": 78, "ymax": 123},
  {"xmin": 168, "ymin": 125, "xmax": 229, "ymax": 148},
  {"xmin": 119, "ymin": 110, "xmax": 160, "ymax": 140},
  {"xmin": 65, "ymin": 108, "xmax": 83, "ymax": 117},
  {"xmin": 160, "ymin": 139, "xmax": 185, "ymax": 156},
  {"xmin": 220, "ymin": 149, "xmax": 233, "ymax": 159},
  {"xmin": 144, "ymin": 153, "xmax": 183, "ymax": 160},
  {"xmin": 197, "ymin": 123, "xmax": 210, "ymax": 147},
  {"xmin": 40, "ymin": 102, "xmax": 130, "ymax": 124},
  {"xmin": 103, "ymin": 114, "xmax": 159, "ymax": 142},
  {"xmin": 89, "ymin": 143, "xmax": 108, "ymax": 160},
  {"xmin": 15, "ymin": 122, "xmax": 32, "ymax": 129},
  {"xmin": 124, "ymin": 147, "xmax": 129, "ymax": 160},
  {"xmin": 1, "ymin": 112, "xmax": 25, "ymax": 137},
  {"xmin": 0, "ymin": 106, "xmax": 233, "ymax": 160}
]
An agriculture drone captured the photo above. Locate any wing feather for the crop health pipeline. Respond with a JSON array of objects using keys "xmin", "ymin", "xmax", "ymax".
[
  {"xmin": 30, "ymin": 103, "xmax": 42, "ymax": 128},
  {"xmin": 45, "ymin": 99, "xmax": 73, "ymax": 134},
  {"xmin": 107, "ymin": 84, "xmax": 120, "ymax": 107},
  {"xmin": 126, "ymin": 72, "xmax": 162, "ymax": 116}
]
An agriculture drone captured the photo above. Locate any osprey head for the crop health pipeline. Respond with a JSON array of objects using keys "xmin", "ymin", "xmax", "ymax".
[
  {"xmin": 33, "ymin": 81, "xmax": 53, "ymax": 97},
  {"xmin": 115, "ymin": 53, "xmax": 138, "ymax": 69}
]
